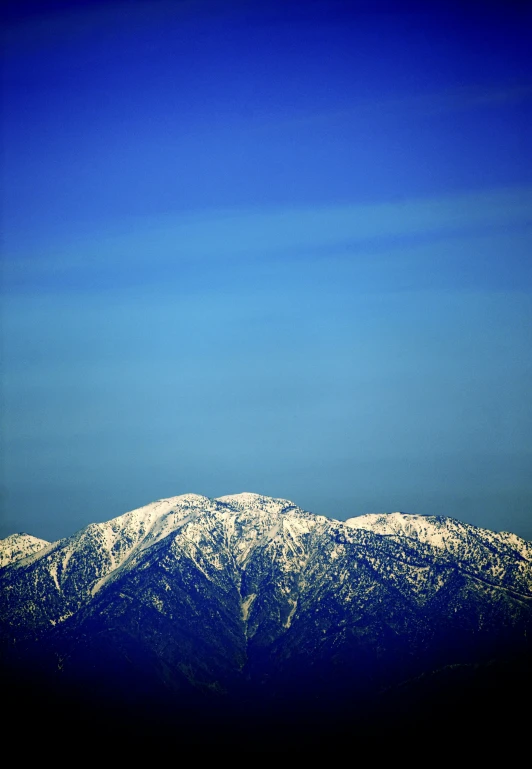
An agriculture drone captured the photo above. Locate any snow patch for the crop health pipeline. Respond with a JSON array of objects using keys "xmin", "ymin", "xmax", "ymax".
[{"xmin": 241, "ymin": 593, "xmax": 256, "ymax": 622}]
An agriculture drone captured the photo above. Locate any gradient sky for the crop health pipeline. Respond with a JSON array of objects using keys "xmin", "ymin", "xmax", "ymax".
[{"xmin": 1, "ymin": 0, "xmax": 531, "ymax": 542}]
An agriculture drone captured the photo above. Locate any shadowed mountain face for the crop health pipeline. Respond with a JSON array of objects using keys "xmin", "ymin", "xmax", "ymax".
[{"xmin": 1, "ymin": 493, "xmax": 531, "ymax": 748}]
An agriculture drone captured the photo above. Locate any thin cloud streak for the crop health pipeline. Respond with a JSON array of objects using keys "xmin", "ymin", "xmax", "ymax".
[
  {"xmin": 246, "ymin": 82, "xmax": 532, "ymax": 130},
  {"xmin": 4, "ymin": 184, "xmax": 532, "ymax": 290}
]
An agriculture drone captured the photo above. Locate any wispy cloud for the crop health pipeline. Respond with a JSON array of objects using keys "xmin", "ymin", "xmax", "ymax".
[
  {"xmin": 4, "ymin": 184, "xmax": 532, "ymax": 291},
  {"xmin": 256, "ymin": 82, "xmax": 532, "ymax": 130}
]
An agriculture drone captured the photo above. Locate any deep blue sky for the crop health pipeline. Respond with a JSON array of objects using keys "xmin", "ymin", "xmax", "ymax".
[{"xmin": 2, "ymin": 0, "xmax": 531, "ymax": 542}]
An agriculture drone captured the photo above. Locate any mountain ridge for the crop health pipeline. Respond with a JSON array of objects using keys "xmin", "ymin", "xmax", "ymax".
[
  {"xmin": 4, "ymin": 490, "xmax": 530, "ymax": 568},
  {"xmin": 1, "ymin": 491, "xmax": 530, "ymax": 745}
]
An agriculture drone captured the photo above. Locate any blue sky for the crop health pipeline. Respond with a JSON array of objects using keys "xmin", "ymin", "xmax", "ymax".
[{"xmin": 2, "ymin": 0, "xmax": 531, "ymax": 541}]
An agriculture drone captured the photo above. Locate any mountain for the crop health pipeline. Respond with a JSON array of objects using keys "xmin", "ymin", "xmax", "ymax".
[
  {"xmin": 0, "ymin": 532, "xmax": 50, "ymax": 568},
  {"xmin": 1, "ymin": 492, "xmax": 531, "ymax": 749}
]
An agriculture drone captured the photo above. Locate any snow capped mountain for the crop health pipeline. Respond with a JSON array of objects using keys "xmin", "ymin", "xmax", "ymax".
[
  {"xmin": 0, "ymin": 533, "xmax": 50, "ymax": 568},
  {"xmin": 346, "ymin": 511, "xmax": 532, "ymax": 596},
  {"xmin": 1, "ymin": 492, "xmax": 531, "ymax": 744}
]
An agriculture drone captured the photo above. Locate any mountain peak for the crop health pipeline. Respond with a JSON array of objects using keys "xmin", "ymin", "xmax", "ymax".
[
  {"xmin": 216, "ymin": 491, "xmax": 298, "ymax": 515},
  {"xmin": 216, "ymin": 491, "xmax": 296, "ymax": 507},
  {"xmin": 0, "ymin": 532, "xmax": 50, "ymax": 568},
  {"xmin": 2, "ymin": 489, "xmax": 531, "ymax": 744}
]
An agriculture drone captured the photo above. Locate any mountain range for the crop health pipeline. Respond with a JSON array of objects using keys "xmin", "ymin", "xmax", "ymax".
[{"xmin": 1, "ymin": 492, "xmax": 531, "ymax": 749}]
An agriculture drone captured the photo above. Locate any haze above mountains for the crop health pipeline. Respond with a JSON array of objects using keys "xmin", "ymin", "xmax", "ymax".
[{"xmin": 3, "ymin": 2, "xmax": 532, "ymax": 554}]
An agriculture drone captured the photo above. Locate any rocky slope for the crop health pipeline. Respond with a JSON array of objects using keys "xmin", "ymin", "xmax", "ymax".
[{"xmin": 1, "ymin": 492, "xmax": 531, "ymax": 742}]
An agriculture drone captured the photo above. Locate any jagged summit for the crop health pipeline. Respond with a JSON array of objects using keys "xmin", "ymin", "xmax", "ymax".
[
  {"xmin": 216, "ymin": 491, "xmax": 299, "ymax": 514},
  {"xmin": 2, "ymin": 492, "xmax": 531, "ymax": 573},
  {"xmin": 1, "ymin": 490, "xmax": 531, "ymax": 741},
  {"xmin": 0, "ymin": 532, "xmax": 50, "ymax": 568},
  {"xmin": 346, "ymin": 510, "xmax": 532, "ymax": 559}
]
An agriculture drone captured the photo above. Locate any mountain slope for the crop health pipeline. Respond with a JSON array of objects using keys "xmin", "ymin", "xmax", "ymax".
[
  {"xmin": 1, "ymin": 492, "xmax": 531, "ymax": 742},
  {"xmin": 0, "ymin": 533, "xmax": 50, "ymax": 568}
]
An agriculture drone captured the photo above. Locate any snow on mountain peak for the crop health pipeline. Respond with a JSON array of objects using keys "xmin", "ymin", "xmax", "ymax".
[
  {"xmin": 0, "ymin": 532, "xmax": 51, "ymax": 568},
  {"xmin": 216, "ymin": 492, "xmax": 297, "ymax": 515},
  {"xmin": 2, "ymin": 492, "xmax": 532, "ymax": 670}
]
